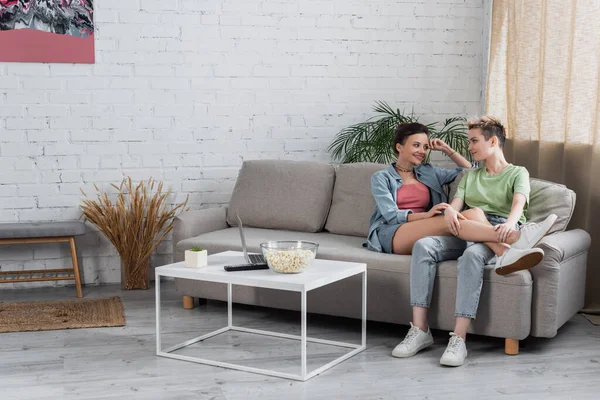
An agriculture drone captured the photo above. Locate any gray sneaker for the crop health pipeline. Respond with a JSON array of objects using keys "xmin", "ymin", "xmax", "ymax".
[
  {"xmin": 440, "ymin": 333, "xmax": 468, "ymax": 367},
  {"xmin": 512, "ymin": 214, "xmax": 558, "ymax": 249},
  {"xmin": 392, "ymin": 322, "xmax": 434, "ymax": 358}
]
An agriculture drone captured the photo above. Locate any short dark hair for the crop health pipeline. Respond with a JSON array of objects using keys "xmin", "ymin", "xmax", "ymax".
[
  {"xmin": 468, "ymin": 116, "xmax": 506, "ymax": 148},
  {"xmin": 393, "ymin": 122, "xmax": 429, "ymax": 155}
]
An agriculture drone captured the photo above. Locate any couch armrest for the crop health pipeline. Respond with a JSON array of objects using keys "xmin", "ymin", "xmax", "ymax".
[
  {"xmin": 529, "ymin": 229, "xmax": 591, "ymax": 337},
  {"xmin": 537, "ymin": 229, "xmax": 591, "ymax": 265},
  {"xmin": 173, "ymin": 208, "xmax": 228, "ymax": 255}
]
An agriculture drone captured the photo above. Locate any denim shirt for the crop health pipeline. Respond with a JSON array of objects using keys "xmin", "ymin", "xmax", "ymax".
[{"xmin": 366, "ymin": 163, "xmax": 466, "ymax": 252}]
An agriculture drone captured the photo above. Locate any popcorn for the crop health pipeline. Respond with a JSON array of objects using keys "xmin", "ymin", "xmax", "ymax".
[{"xmin": 263, "ymin": 248, "xmax": 315, "ymax": 273}]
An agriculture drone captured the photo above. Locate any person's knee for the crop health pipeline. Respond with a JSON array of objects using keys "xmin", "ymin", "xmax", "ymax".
[
  {"xmin": 472, "ymin": 207, "xmax": 484, "ymax": 215},
  {"xmin": 412, "ymin": 237, "xmax": 441, "ymax": 258},
  {"xmin": 457, "ymin": 245, "xmax": 489, "ymax": 268},
  {"xmin": 463, "ymin": 207, "xmax": 485, "ymax": 220}
]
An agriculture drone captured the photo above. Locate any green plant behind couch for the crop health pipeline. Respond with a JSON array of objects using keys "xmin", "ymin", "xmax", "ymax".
[{"xmin": 328, "ymin": 101, "xmax": 472, "ymax": 164}]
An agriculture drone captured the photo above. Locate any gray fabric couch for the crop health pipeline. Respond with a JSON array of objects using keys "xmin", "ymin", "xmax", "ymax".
[{"xmin": 173, "ymin": 160, "xmax": 591, "ymax": 354}]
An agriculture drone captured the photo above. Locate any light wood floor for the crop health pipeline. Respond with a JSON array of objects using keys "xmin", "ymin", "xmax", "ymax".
[{"xmin": 1, "ymin": 282, "xmax": 599, "ymax": 400}]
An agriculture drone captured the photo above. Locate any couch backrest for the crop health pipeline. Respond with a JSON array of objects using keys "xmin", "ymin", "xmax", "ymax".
[
  {"xmin": 528, "ymin": 178, "xmax": 575, "ymax": 233},
  {"xmin": 325, "ymin": 162, "xmax": 387, "ymax": 237},
  {"xmin": 448, "ymin": 171, "xmax": 575, "ymax": 233},
  {"xmin": 228, "ymin": 160, "xmax": 576, "ymax": 236},
  {"xmin": 226, "ymin": 160, "xmax": 336, "ymax": 232}
]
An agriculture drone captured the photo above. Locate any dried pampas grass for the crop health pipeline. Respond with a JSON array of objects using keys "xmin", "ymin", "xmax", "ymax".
[{"xmin": 80, "ymin": 177, "xmax": 188, "ymax": 290}]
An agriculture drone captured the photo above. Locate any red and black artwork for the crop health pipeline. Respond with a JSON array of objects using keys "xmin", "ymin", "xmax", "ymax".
[{"xmin": 0, "ymin": 0, "xmax": 94, "ymax": 63}]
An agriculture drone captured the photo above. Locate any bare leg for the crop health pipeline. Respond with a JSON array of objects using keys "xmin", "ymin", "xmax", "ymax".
[
  {"xmin": 412, "ymin": 306, "xmax": 428, "ymax": 331},
  {"xmin": 460, "ymin": 208, "xmax": 511, "ymax": 256},
  {"xmin": 453, "ymin": 317, "xmax": 471, "ymax": 340},
  {"xmin": 392, "ymin": 214, "xmax": 518, "ymax": 255},
  {"xmin": 391, "ymin": 216, "xmax": 454, "ymax": 254}
]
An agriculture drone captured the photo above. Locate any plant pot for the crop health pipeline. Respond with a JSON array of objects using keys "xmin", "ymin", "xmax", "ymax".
[
  {"xmin": 121, "ymin": 258, "xmax": 150, "ymax": 290},
  {"xmin": 185, "ymin": 250, "xmax": 208, "ymax": 268}
]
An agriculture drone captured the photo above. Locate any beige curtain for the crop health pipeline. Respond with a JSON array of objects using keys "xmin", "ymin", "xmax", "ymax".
[{"xmin": 486, "ymin": 0, "xmax": 600, "ymax": 308}]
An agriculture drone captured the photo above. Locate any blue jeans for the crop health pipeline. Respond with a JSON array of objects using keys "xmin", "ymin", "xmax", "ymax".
[{"xmin": 410, "ymin": 214, "xmax": 517, "ymax": 319}]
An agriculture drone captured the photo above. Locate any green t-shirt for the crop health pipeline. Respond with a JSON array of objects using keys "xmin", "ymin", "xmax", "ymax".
[{"xmin": 454, "ymin": 164, "xmax": 530, "ymax": 224}]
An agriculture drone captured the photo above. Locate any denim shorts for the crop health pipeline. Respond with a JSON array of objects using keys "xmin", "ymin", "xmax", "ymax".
[
  {"xmin": 485, "ymin": 213, "xmax": 516, "ymax": 227},
  {"xmin": 376, "ymin": 223, "xmax": 403, "ymax": 254}
]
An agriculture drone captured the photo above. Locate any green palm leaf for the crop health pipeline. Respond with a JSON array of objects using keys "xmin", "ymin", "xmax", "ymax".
[
  {"xmin": 328, "ymin": 101, "xmax": 471, "ymax": 164},
  {"xmin": 427, "ymin": 117, "xmax": 471, "ymax": 162}
]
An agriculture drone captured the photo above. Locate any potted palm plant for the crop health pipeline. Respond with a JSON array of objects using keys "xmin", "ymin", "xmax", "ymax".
[{"xmin": 327, "ymin": 101, "xmax": 471, "ymax": 163}]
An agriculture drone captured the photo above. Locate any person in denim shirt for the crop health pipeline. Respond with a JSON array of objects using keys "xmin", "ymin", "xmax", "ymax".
[{"xmin": 367, "ymin": 122, "xmax": 471, "ymax": 255}]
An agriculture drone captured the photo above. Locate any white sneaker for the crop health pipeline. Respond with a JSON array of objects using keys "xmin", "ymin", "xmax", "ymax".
[
  {"xmin": 495, "ymin": 247, "xmax": 544, "ymax": 275},
  {"xmin": 511, "ymin": 214, "xmax": 558, "ymax": 250},
  {"xmin": 440, "ymin": 332, "xmax": 467, "ymax": 367},
  {"xmin": 392, "ymin": 322, "xmax": 434, "ymax": 358}
]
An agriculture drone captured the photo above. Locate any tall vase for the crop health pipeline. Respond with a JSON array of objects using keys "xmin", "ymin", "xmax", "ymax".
[{"xmin": 121, "ymin": 258, "xmax": 150, "ymax": 290}]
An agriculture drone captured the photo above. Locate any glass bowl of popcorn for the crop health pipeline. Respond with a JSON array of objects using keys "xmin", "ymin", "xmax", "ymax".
[{"xmin": 260, "ymin": 241, "xmax": 319, "ymax": 274}]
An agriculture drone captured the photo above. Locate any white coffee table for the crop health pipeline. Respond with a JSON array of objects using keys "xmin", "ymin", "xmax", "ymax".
[{"xmin": 155, "ymin": 251, "xmax": 366, "ymax": 381}]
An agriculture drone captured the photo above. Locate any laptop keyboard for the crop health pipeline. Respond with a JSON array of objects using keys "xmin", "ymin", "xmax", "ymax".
[{"xmin": 248, "ymin": 253, "xmax": 266, "ymax": 264}]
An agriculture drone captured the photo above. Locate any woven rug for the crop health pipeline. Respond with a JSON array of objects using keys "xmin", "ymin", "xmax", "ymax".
[{"xmin": 0, "ymin": 296, "xmax": 125, "ymax": 333}]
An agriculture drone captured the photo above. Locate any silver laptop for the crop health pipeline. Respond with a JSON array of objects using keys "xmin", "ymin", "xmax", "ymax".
[{"xmin": 237, "ymin": 215, "xmax": 266, "ymax": 264}]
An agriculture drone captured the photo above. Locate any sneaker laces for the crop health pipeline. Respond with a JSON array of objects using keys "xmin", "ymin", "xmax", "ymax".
[
  {"xmin": 446, "ymin": 335, "xmax": 463, "ymax": 355},
  {"xmin": 510, "ymin": 223, "xmax": 537, "ymax": 247},
  {"xmin": 401, "ymin": 323, "xmax": 421, "ymax": 345},
  {"xmin": 520, "ymin": 223, "xmax": 538, "ymax": 233}
]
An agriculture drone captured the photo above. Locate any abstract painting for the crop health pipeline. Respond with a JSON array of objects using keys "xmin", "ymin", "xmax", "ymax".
[{"xmin": 0, "ymin": 0, "xmax": 94, "ymax": 63}]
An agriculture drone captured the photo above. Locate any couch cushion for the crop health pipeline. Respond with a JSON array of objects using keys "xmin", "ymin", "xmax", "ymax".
[
  {"xmin": 325, "ymin": 162, "xmax": 387, "ymax": 237},
  {"xmin": 226, "ymin": 160, "xmax": 335, "ymax": 232},
  {"xmin": 448, "ymin": 171, "xmax": 575, "ymax": 233},
  {"xmin": 528, "ymin": 178, "xmax": 575, "ymax": 233},
  {"xmin": 175, "ymin": 227, "xmax": 531, "ymax": 287}
]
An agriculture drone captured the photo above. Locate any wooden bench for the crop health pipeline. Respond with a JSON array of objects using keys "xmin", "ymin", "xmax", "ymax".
[{"xmin": 0, "ymin": 221, "xmax": 86, "ymax": 298}]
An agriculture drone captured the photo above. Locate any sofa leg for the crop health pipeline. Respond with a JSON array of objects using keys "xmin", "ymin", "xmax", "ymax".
[
  {"xmin": 505, "ymin": 338, "xmax": 519, "ymax": 355},
  {"xmin": 183, "ymin": 296, "xmax": 195, "ymax": 309}
]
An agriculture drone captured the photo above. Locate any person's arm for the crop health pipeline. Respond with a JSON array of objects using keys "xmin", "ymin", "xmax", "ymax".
[
  {"xmin": 494, "ymin": 168, "xmax": 531, "ymax": 242},
  {"xmin": 494, "ymin": 193, "xmax": 527, "ymax": 242},
  {"xmin": 449, "ymin": 197, "xmax": 465, "ymax": 212},
  {"xmin": 504, "ymin": 194, "xmax": 527, "ymax": 227},
  {"xmin": 429, "ymin": 138, "xmax": 472, "ymax": 168},
  {"xmin": 443, "ymin": 175, "xmax": 468, "ymax": 235},
  {"xmin": 407, "ymin": 203, "xmax": 450, "ymax": 222},
  {"xmin": 371, "ymin": 173, "xmax": 413, "ymax": 224},
  {"xmin": 445, "ymin": 149, "xmax": 471, "ymax": 168}
]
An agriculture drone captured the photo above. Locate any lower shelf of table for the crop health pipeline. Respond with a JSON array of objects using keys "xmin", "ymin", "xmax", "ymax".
[{"xmin": 157, "ymin": 325, "xmax": 365, "ymax": 381}]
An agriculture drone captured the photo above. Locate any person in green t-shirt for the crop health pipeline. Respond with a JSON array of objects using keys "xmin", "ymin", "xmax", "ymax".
[
  {"xmin": 391, "ymin": 116, "xmax": 558, "ymax": 367},
  {"xmin": 453, "ymin": 163, "xmax": 531, "ymax": 225}
]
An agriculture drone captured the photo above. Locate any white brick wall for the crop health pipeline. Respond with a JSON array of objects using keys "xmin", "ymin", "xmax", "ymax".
[{"xmin": 0, "ymin": 0, "xmax": 486, "ymax": 290}]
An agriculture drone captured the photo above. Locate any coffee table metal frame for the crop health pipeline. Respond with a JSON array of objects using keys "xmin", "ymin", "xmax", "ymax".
[{"xmin": 155, "ymin": 251, "xmax": 366, "ymax": 381}]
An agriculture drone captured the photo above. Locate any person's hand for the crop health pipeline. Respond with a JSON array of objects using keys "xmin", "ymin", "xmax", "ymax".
[
  {"xmin": 444, "ymin": 207, "xmax": 466, "ymax": 236},
  {"xmin": 426, "ymin": 203, "xmax": 450, "ymax": 219},
  {"xmin": 429, "ymin": 138, "xmax": 450, "ymax": 153},
  {"xmin": 494, "ymin": 223, "xmax": 515, "ymax": 243}
]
